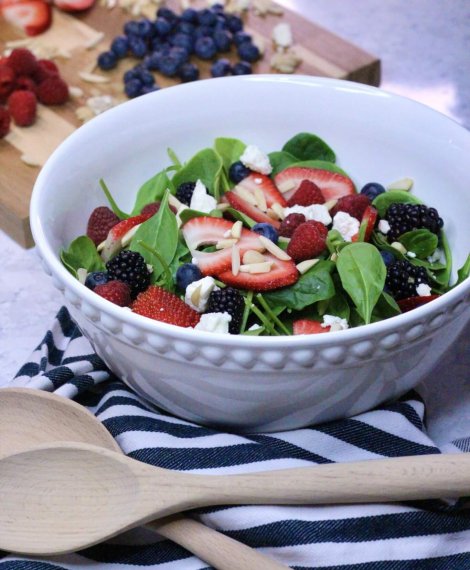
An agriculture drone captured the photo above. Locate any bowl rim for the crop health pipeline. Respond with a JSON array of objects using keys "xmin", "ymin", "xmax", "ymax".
[{"xmin": 30, "ymin": 74, "xmax": 470, "ymax": 347}]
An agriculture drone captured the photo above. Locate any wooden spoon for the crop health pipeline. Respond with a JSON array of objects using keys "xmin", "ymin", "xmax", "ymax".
[
  {"xmin": 0, "ymin": 388, "xmax": 289, "ymax": 570},
  {"xmin": 1, "ymin": 440, "xmax": 470, "ymax": 556}
]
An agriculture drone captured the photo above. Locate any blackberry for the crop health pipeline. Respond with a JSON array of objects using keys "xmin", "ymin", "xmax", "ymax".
[
  {"xmin": 176, "ymin": 181, "xmax": 197, "ymax": 205},
  {"xmin": 207, "ymin": 287, "xmax": 244, "ymax": 334},
  {"xmin": 106, "ymin": 250, "xmax": 151, "ymax": 298},
  {"xmin": 385, "ymin": 259, "xmax": 430, "ymax": 300},
  {"xmin": 385, "ymin": 203, "xmax": 443, "ymax": 241}
]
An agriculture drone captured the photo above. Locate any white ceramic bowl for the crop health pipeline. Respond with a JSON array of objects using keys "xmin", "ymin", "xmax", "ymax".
[{"xmin": 31, "ymin": 75, "xmax": 470, "ymax": 432}]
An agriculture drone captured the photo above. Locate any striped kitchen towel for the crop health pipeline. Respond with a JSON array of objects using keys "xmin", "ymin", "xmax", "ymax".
[{"xmin": 3, "ymin": 306, "xmax": 470, "ymax": 569}]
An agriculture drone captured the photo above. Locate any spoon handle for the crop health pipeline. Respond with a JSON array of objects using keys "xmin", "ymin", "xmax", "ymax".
[
  {"xmin": 200, "ymin": 454, "xmax": 470, "ymax": 506},
  {"xmin": 147, "ymin": 515, "xmax": 289, "ymax": 570}
]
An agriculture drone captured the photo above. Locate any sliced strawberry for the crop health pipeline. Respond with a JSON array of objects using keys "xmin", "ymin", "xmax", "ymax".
[
  {"xmin": 397, "ymin": 294, "xmax": 440, "ymax": 313},
  {"xmin": 182, "ymin": 216, "xmax": 264, "ymax": 276},
  {"xmin": 53, "ymin": 0, "xmax": 95, "ymax": 11},
  {"xmin": 274, "ymin": 167, "xmax": 355, "ymax": 202},
  {"xmin": 235, "ymin": 173, "xmax": 288, "ymax": 207},
  {"xmin": 1, "ymin": 0, "xmax": 52, "ymax": 36},
  {"xmin": 352, "ymin": 205, "xmax": 378, "ymax": 242},
  {"xmin": 293, "ymin": 319, "xmax": 330, "ymax": 335},
  {"xmin": 225, "ymin": 190, "xmax": 281, "ymax": 229},
  {"xmin": 216, "ymin": 253, "xmax": 298, "ymax": 291},
  {"xmin": 101, "ymin": 213, "xmax": 151, "ymax": 261}
]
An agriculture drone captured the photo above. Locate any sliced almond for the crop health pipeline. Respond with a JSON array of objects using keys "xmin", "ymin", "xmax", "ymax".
[
  {"xmin": 216, "ymin": 202, "xmax": 230, "ymax": 211},
  {"xmin": 387, "ymin": 177, "xmax": 414, "ymax": 192},
  {"xmin": 324, "ymin": 199, "xmax": 338, "ymax": 211},
  {"xmin": 79, "ymin": 71, "xmax": 111, "ymax": 84},
  {"xmin": 240, "ymin": 261, "xmax": 273, "ymax": 274},
  {"xmin": 77, "ymin": 268, "xmax": 88, "ymax": 285},
  {"xmin": 267, "ymin": 208, "xmax": 280, "ymax": 220},
  {"xmin": 97, "ymin": 240, "xmax": 106, "ymax": 252},
  {"xmin": 391, "ymin": 241, "xmax": 407, "ymax": 254},
  {"xmin": 330, "ymin": 252, "xmax": 338, "ymax": 262},
  {"xmin": 216, "ymin": 238, "xmax": 239, "ymax": 250},
  {"xmin": 121, "ymin": 224, "xmax": 141, "ymax": 247},
  {"xmin": 169, "ymin": 194, "xmax": 184, "ymax": 210},
  {"xmin": 232, "ymin": 244, "xmax": 240, "ymax": 276},
  {"xmin": 253, "ymin": 186, "xmax": 267, "ymax": 211},
  {"xmin": 190, "ymin": 285, "xmax": 202, "ymax": 308},
  {"xmin": 296, "ymin": 259, "xmax": 319, "ymax": 274},
  {"xmin": 223, "ymin": 229, "xmax": 232, "ymax": 238},
  {"xmin": 278, "ymin": 236, "xmax": 291, "ymax": 243},
  {"xmin": 231, "ymin": 220, "xmax": 243, "ymax": 239},
  {"xmin": 271, "ymin": 202, "xmax": 285, "ymax": 220},
  {"xmin": 277, "ymin": 179, "xmax": 296, "ymax": 194},
  {"xmin": 235, "ymin": 186, "xmax": 258, "ymax": 206},
  {"xmin": 85, "ymin": 32, "xmax": 105, "ymax": 50},
  {"xmin": 257, "ymin": 235, "xmax": 291, "ymax": 261},
  {"xmin": 242, "ymin": 250, "xmax": 266, "ymax": 264}
]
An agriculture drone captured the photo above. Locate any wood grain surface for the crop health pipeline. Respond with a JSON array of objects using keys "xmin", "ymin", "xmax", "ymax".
[{"xmin": 0, "ymin": 0, "xmax": 380, "ymax": 248}]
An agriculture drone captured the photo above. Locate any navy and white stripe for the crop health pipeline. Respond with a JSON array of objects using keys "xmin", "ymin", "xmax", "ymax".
[{"xmin": 3, "ymin": 306, "xmax": 470, "ymax": 569}]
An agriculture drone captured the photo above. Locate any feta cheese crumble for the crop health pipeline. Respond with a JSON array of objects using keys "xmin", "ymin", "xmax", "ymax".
[
  {"xmin": 185, "ymin": 276, "xmax": 218, "ymax": 312},
  {"xmin": 416, "ymin": 283, "xmax": 432, "ymax": 297},
  {"xmin": 189, "ymin": 179, "xmax": 217, "ymax": 213},
  {"xmin": 332, "ymin": 211, "xmax": 360, "ymax": 242},
  {"xmin": 406, "ymin": 251, "xmax": 417, "ymax": 258},
  {"xmin": 194, "ymin": 312, "xmax": 232, "ymax": 333},
  {"xmin": 240, "ymin": 145, "xmax": 272, "ymax": 175},
  {"xmin": 378, "ymin": 219, "xmax": 391, "ymax": 235},
  {"xmin": 322, "ymin": 314, "xmax": 349, "ymax": 331},
  {"xmin": 284, "ymin": 204, "xmax": 332, "ymax": 225}
]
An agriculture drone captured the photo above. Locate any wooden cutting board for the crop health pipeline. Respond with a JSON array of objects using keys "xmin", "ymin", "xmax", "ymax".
[{"xmin": 0, "ymin": 0, "xmax": 380, "ymax": 248}]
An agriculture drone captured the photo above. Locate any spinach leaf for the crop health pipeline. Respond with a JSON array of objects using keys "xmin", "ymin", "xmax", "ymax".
[
  {"xmin": 326, "ymin": 229, "xmax": 347, "ymax": 254},
  {"xmin": 371, "ymin": 292, "xmax": 401, "ymax": 321},
  {"xmin": 178, "ymin": 208, "xmax": 223, "ymax": 224},
  {"xmin": 319, "ymin": 287, "xmax": 351, "ymax": 321},
  {"xmin": 336, "ymin": 242, "xmax": 386, "ymax": 324},
  {"xmin": 167, "ymin": 147, "xmax": 181, "ymax": 168},
  {"xmin": 454, "ymin": 253, "xmax": 470, "ymax": 287},
  {"xmin": 171, "ymin": 148, "xmax": 224, "ymax": 200},
  {"xmin": 129, "ymin": 190, "xmax": 178, "ymax": 282},
  {"xmin": 99, "ymin": 179, "xmax": 129, "ymax": 219},
  {"xmin": 224, "ymin": 207, "xmax": 256, "ymax": 228},
  {"xmin": 372, "ymin": 190, "xmax": 422, "ymax": 217},
  {"xmin": 398, "ymin": 229, "xmax": 438, "ymax": 259},
  {"xmin": 60, "ymin": 235, "xmax": 105, "ymax": 277},
  {"xmin": 214, "ymin": 137, "xmax": 246, "ymax": 172},
  {"xmin": 268, "ymin": 151, "xmax": 297, "ymax": 175},
  {"xmin": 264, "ymin": 260, "xmax": 335, "ymax": 311},
  {"xmin": 131, "ymin": 170, "xmax": 172, "ymax": 216},
  {"xmin": 282, "ymin": 132, "xmax": 336, "ymax": 163},
  {"xmin": 428, "ymin": 231, "xmax": 452, "ymax": 289}
]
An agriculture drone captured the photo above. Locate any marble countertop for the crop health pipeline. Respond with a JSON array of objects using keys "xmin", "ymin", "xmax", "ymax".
[{"xmin": 0, "ymin": 0, "xmax": 469, "ymax": 446}]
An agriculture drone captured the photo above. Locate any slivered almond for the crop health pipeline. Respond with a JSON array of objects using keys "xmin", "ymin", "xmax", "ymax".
[
  {"xmin": 240, "ymin": 261, "xmax": 273, "ymax": 274},
  {"xmin": 190, "ymin": 285, "xmax": 201, "ymax": 308},
  {"xmin": 85, "ymin": 32, "xmax": 105, "ymax": 49},
  {"xmin": 223, "ymin": 229, "xmax": 232, "ymax": 238},
  {"xmin": 330, "ymin": 253, "xmax": 338, "ymax": 262},
  {"xmin": 243, "ymin": 250, "xmax": 266, "ymax": 264},
  {"xmin": 296, "ymin": 259, "xmax": 319, "ymax": 274},
  {"xmin": 324, "ymin": 199, "xmax": 338, "ymax": 211},
  {"xmin": 235, "ymin": 186, "xmax": 258, "ymax": 206},
  {"xmin": 271, "ymin": 202, "xmax": 285, "ymax": 220},
  {"xmin": 253, "ymin": 186, "xmax": 267, "ymax": 211},
  {"xmin": 232, "ymin": 244, "xmax": 240, "ymax": 276},
  {"xmin": 267, "ymin": 208, "xmax": 280, "ymax": 220},
  {"xmin": 77, "ymin": 268, "xmax": 88, "ymax": 285},
  {"xmin": 216, "ymin": 203, "xmax": 230, "ymax": 211},
  {"xmin": 278, "ymin": 236, "xmax": 291, "ymax": 243},
  {"xmin": 257, "ymin": 235, "xmax": 291, "ymax": 260},
  {"xmin": 97, "ymin": 240, "xmax": 106, "ymax": 252},
  {"xmin": 231, "ymin": 220, "xmax": 243, "ymax": 239},
  {"xmin": 121, "ymin": 224, "xmax": 141, "ymax": 247},
  {"xmin": 79, "ymin": 71, "xmax": 111, "ymax": 83},
  {"xmin": 216, "ymin": 238, "xmax": 238, "ymax": 250},
  {"xmin": 277, "ymin": 179, "xmax": 296, "ymax": 193},
  {"xmin": 391, "ymin": 241, "xmax": 407, "ymax": 254}
]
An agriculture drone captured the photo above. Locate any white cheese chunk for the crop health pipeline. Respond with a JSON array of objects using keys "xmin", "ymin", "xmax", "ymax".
[
  {"xmin": 240, "ymin": 145, "xmax": 272, "ymax": 175},
  {"xmin": 185, "ymin": 276, "xmax": 218, "ymax": 312},
  {"xmin": 416, "ymin": 283, "xmax": 432, "ymax": 297},
  {"xmin": 332, "ymin": 211, "xmax": 360, "ymax": 242},
  {"xmin": 189, "ymin": 179, "xmax": 217, "ymax": 213},
  {"xmin": 194, "ymin": 312, "xmax": 232, "ymax": 333},
  {"xmin": 378, "ymin": 219, "xmax": 391, "ymax": 234},
  {"xmin": 284, "ymin": 204, "xmax": 332, "ymax": 225},
  {"xmin": 322, "ymin": 314, "xmax": 349, "ymax": 331}
]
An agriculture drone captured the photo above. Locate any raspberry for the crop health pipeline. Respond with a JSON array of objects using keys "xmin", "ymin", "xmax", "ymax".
[
  {"xmin": 86, "ymin": 206, "xmax": 120, "ymax": 245},
  {"xmin": 0, "ymin": 64, "xmax": 16, "ymax": 99},
  {"xmin": 7, "ymin": 48, "xmax": 38, "ymax": 76},
  {"xmin": 385, "ymin": 203, "xmax": 443, "ymax": 241},
  {"xmin": 0, "ymin": 107, "xmax": 11, "ymax": 138},
  {"xmin": 286, "ymin": 180, "xmax": 325, "ymax": 207},
  {"xmin": 131, "ymin": 285, "xmax": 200, "ymax": 327},
  {"xmin": 385, "ymin": 259, "xmax": 430, "ymax": 300},
  {"xmin": 94, "ymin": 280, "xmax": 131, "ymax": 307},
  {"xmin": 278, "ymin": 213, "xmax": 306, "ymax": 238},
  {"xmin": 207, "ymin": 287, "xmax": 244, "ymax": 334},
  {"xmin": 287, "ymin": 221, "xmax": 327, "ymax": 262},
  {"xmin": 7, "ymin": 90, "xmax": 37, "ymax": 127},
  {"xmin": 15, "ymin": 75, "xmax": 37, "ymax": 92},
  {"xmin": 106, "ymin": 250, "xmax": 151, "ymax": 298},
  {"xmin": 36, "ymin": 76, "xmax": 69, "ymax": 105},
  {"xmin": 33, "ymin": 59, "xmax": 59, "ymax": 83},
  {"xmin": 330, "ymin": 194, "xmax": 370, "ymax": 221},
  {"xmin": 140, "ymin": 201, "xmax": 177, "ymax": 217}
]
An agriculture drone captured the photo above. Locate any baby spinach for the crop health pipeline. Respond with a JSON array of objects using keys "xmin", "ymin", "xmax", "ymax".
[
  {"xmin": 264, "ymin": 260, "xmax": 335, "ymax": 311},
  {"xmin": 129, "ymin": 190, "xmax": 178, "ymax": 283},
  {"xmin": 99, "ymin": 179, "xmax": 129, "ymax": 219},
  {"xmin": 336, "ymin": 242, "xmax": 386, "ymax": 324},
  {"xmin": 60, "ymin": 235, "xmax": 105, "ymax": 277},
  {"xmin": 224, "ymin": 207, "xmax": 256, "ymax": 228},
  {"xmin": 131, "ymin": 170, "xmax": 173, "ymax": 216},
  {"xmin": 372, "ymin": 190, "xmax": 422, "ymax": 217},
  {"xmin": 282, "ymin": 132, "xmax": 336, "ymax": 163},
  {"xmin": 318, "ymin": 285, "xmax": 351, "ymax": 321},
  {"xmin": 214, "ymin": 137, "xmax": 246, "ymax": 172},
  {"xmin": 326, "ymin": 229, "xmax": 347, "ymax": 254},
  {"xmin": 427, "ymin": 231, "xmax": 452, "ymax": 290},
  {"xmin": 171, "ymin": 148, "xmax": 224, "ymax": 200},
  {"xmin": 167, "ymin": 147, "xmax": 182, "ymax": 168},
  {"xmin": 168, "ymin": 240, "xmax": 191, "ymax": 282},
  {"xmin": 268, "ymin": 151, "xmax": 297, "ymax": 175},
  {"xmin": 178, "ymin": 208, "xmax": 223, "ymax": 224},
  {"xmin": 398, "ymin": 229, "xmax": 438, "ymax": 259},
  {"xmin": 371, "ymin": 292, "xmax": 401, "ymax": 321},
  {"xmin": 454, "ymin": 253, "xmax": 470, "ymax": 287}
]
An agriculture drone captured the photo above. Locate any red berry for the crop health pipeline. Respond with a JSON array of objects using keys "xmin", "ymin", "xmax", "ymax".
[
  {"xmin": 36, "ymin": 76, "xmax": 69, "ymax": 105},
  {"xmin": 7, "ymin": 90, "xmax": 37, "ymax": 126},
  {"xmin": 0, "ymin": 64, "xmax": 16, "ymax": 100},
  {"xmin": 293, "ymin": 319, "xmax": 330, "ymax": 335},
  {"xmin": 278, "ymin": 213, "xmax": 306, "ymax": 238},
  {"xmin": 286, "ymin": 179, "xmax": 325, "ymax": 207},
  {"xmin": 287, "ymin": 221, "xmax": 327, "ymax": 262},
  {"xmin": 397, "ymin": 294, "xmax": 440, "ymax": 313},
  {"xmin": 331, "ymin": 194, "xmax": 370, "ymax": 221},
  {"xmin": 131, "ymin": 285, "xmax": 200, "ymax": 328},
  {"xmin": 94, "ymin": 280, "xmax": 131, "ymax": 307},
  {"xmin": 15, "ymin": 75, "xmax": 37, "ymax": 92},
  {"xmin": 140, "ymin": 201, "xmax": 177, "ymax": 216},
  {"xmin": 0, "ymin": 107, "xmax": 11, "ymax": 138},
  {"xmin": 86, "ymin": 206, "xmax": 120, "ymax": 246},
  {"xmin": 33, "ymin": 59, "xmax": 59, "ymax": 83},
  {"xmin": 7, "ymin": 48, "xmax": 38, "ymax": 76}
]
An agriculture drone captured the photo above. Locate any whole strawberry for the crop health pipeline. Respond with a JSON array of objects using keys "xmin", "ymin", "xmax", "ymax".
[
  {"xmin": 94, "ymin": 280, "xmax": 131, "ymax": 307},
  {"xmin": 287, "ymin": 220, "xmax": 327, "ymax": 262},
  {"xmin": 0, "ymin": 107, "xmax": 11, "ymax": 138},
  {"xmin": 131, "ymin": 286, "xmax": 200, "ymax": 328},
  {"xmin": 330, "ymin": 194, "xmax": 370, "ymax": 221},
  {"xmin": 7, "ymin": 90, "xmax": 37, "ymax": 127},
  {"xmin": 36, "ymin": 76, "xmax": 69, "ymax": 105}
]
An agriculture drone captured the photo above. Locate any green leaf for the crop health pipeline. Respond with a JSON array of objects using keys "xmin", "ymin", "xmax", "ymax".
[
  {"xmin": 171, "ymin": 148, "xmax": 224, "ymax": 200},
  {"xmin": 131, "ymin": 170, "xmax": 172, "ymax": 216},
  {"xmin": 168, "ymin": 239, "xmax": 191, "ymax": 283},
  {"xmin": 214, "ymin": 137, "xmax": 246, "ymax": 172},
  {"xmin": 282, "ymin": 132, "xmax": 336, "ymax": 163},
  {"xmin": 454, "ymin": 253, "xmax": 470, "ymax": 287},
  {"xmin": 320, "ymin": 290, "xmax": 351, "ymax": 321},
  {"xmin": 371, "ymin": 292, "xmax": 401, "ymax": 321},
  {"xmin": 224, "ymin": 207, "xmax": 257, "ymax": 228},
  {"xmin": 99, "ymin": 179, "xmax": 129, "ymax": 219},
  {"xmin": 60, "ymin": 235, "xmax": 105, "ymax": 277},
  {"xmin": 264, "ymin": 260, "xmax": 335, "ymax": 311},
  {"xmin": 372, "ymin": 190, "xmax": 422, "ymax": 217},
  {"xmin": 326, "ymin": 229, "xmax": 347, "ymax": 254},
  {"xmin": 398, "ymin": 229, "xmax": 438, "ymax": 259},
  {"xmin": 167, "ymin": 147, "xmax": 181, "ymax": 168},
  {"xmin": 429, "ymin": 231, "xmax": 452, "ymax": 289},
  {"xmin": 268, "ymin": 151, "xmax": 297, "ymax": 176},
  {"xmin": 129, "ymin": 190, "xmax": 179, "ymax": 283},
  {"xmin": 336, "ymin": 242, "xmax": 386, "ymax": 324},
  {"xmin": 178, "ymin": 208, "xmax": 223, "ymax": 224}
]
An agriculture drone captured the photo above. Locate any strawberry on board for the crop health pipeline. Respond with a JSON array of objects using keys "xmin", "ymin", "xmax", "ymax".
[
  {"xmin": 293, "ymin": 319, "xmax": 330, "ymax": 335},
  {"xmin": 397, "ymin": 294, "xmax": 440, "ymax": 313},
  {"xmin": 1, "ymin": 0, "xmax": 52, "ymax": 36},
  {"xmin": 100, "ymin": 213, "xmax": 151, "ymax": 261},
  {"xmin": 225, "ymin": 173, "xmax": 287, "ymax": 229},
  {"xmin": 352, "ymin": 205, "xmax": 378, "ymax": 242},
  {"xmin": 53, "ymin": 0, "xmax": 95, "ymax": 11},
  {"xmin": 274, "ymin": 167, "xmax": 355, "ymax": 202}
]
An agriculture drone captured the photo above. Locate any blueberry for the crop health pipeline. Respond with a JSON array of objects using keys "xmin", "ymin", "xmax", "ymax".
[
  {"xmin": 158, "ymin": 54, "xmax": 181, "ymax": 76},
  {"xmin": 176, "ymin": 263, "xmax": 203, "ymax": 291},
  {"xmin": 97, "ymin": 51, "xmax": 117, "ymax": 71},
  {"xmin": 150, "ymin": 37, "xmax": 168, "ymax": 51},
  {"xmin": 154, "ymin": 17, "xmax": 172, "ymax": 36},
  {"xmin": 194, "ymin": 25, "xmax": 215, "ymax": 39},
  {"xmin": 213, "ymin": 30, "xmax": 232, "ymax": 52},
  {"xmin": 125, "ymin": 78, "xmax": 143, "ymax": 98},
  {"xmin": 360, "ymin": 182, "xmax": 386, "ymax": 201},
  {"xmin": 144, "ymin": 52, "xmax": 161, "ymax": 71},
  {"xmin": 124, "ymin": 21, "xmax": 140, "ymax": 36},
  {"xmin": 211, "ymin": 3, "xmax": 225, "ymax": 12},
  {"xmin": 198, "ymin": 8, "xmax": 217, "ymax": 26},
  {"xmin": 156, "ymin": 7, "xmax": 178, "ymax": 24},
  {"xmin": 170, "ymin": 33, "xmax": 194, "ymax": 54},
  {"xmin": 228, "ymin": 161, "xmax": 251, "ymax": 183},
  {"xmin": 194, "ymin": 36, "xmax": 217, "ymax": 59},
  {"xmin": 237, "ymin": 42, "xmax": 260, "ymax": 62},
  {"xmin": 110, "ymin": 36, "xmax": 129, "ymax": 58},
  {"xmin": 380, "ymin": 250, "xmax": 396, "ymax": 267},
  {"xmin": 128, "ymin": 36, "xmax": 148, "ymax": 58},
  {"xmin": 211, "ymin": 58, "xmax": 232, "ymax": 77},
  {"xmin": 141, "ymin": 85, "xmax": 160, "ymax": 95},
  {"xmin": 176, "ymin": 21, "xmax": 196, "ymax": 36},
  {"xmin": 232, "ymin": 61, "xmax": 252, "ymax": 75},
  {"xmin": 123, "ymin": 67, "xmax": 141, "ymax": 82},
  {"xmin": 179, "ymin": 62, "xmax": 200, "ymax": 82},
  {"xmin": 170, "ymin": 46, "xmax": 190, "ymax": 65},
  {"xmin": 139, "ymin": 69, "xmax": 155, "ymax": 86},
  {"xmin": 252, "ymin": 223, "xmax": 279, "ymax": 244},
  {"xmin": 137, "ymin": 18, "xmax": 154, "ymax": 38},
  {"xmin": 181, "ymin": 7, "xmax": 198, "ymax": 23},
  {"xmin": 233, "ymin": 31, "xmax": 251, "ymax": 46},
  {"xmin": 226, "ymin": 14, "xmax": 243, "ymax": 33},
  {"xmin": 85, "ymin": 271, "xmax": 109, "ymax": 290}
]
